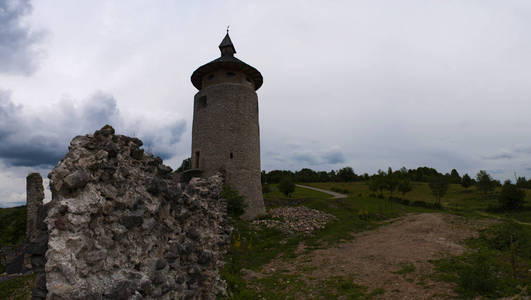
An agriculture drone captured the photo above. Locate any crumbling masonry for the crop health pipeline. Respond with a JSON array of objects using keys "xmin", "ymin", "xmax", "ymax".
[{"xmin": 27, "ymin": 126, "xmax": 232, "ymax": 299}]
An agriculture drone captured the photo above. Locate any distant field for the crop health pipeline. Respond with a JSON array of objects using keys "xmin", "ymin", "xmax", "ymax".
[{"xmin": 304, "ymin": 181, "xmax": 531, "ymax": 222}]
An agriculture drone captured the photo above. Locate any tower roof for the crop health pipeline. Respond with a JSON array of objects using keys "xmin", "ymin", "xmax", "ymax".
[
  {"xmin": 191, "ymin": 33, "xmax": 263, "ymax": 91},
  {"xmin": 219, "ymin": 33, "xmax": 236, "ymax": 55}
]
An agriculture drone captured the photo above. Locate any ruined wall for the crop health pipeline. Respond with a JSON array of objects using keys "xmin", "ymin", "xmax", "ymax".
[
  {"xmin": 26, "ymin": 173, "xmax": 44, "ymax": 242},
  {"xmin": 39, "ymin": 126, "xmax": 231, "ymax": 299}
]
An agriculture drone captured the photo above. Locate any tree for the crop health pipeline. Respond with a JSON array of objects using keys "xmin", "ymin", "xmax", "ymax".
[
  {"xmin": 476, "ymin": 170, "xmax": 495, "ymax": 197},
  {"xmin": 498, "ymin": 180, "xmax": 526, "ymax": 210},
  {"xmin": 428, "ymin": 175, "xmax": 449, "ymax": 205},
  {"xmin": 337, "ymin": 167, "xmax": 357, "ymax": 182},
  {"xmin": 398, "ymin": 179, "xmax": 412, "ymax": 197},
  {"xmin": 385, "ymin": 167, "xmax": 398, "ymax": 196},
  {"xmin": 278, "ymin": 177, "xmax": 295, "ymax": 197},
  {"xmin": 461, "ymin": 174, "xmax": 474, "ymax": 189},
  {"xmin": 450, "ymin": 169, "xmax": 461, "ymax": 184},
  {"xmin": 368, "ymin": 170, "xmax": 386, "ymax": 197}
]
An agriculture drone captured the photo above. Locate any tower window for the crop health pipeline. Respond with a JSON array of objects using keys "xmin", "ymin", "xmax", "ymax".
[
  {"xmin": 226, "ymin": 72, "xmax": 236, "ymax": 77},
  {"xmin": 195, "ymin": 151, "xmax": 200, "ymax": 168},
  {"xmin": 230, "ymin": 152, "xmax": 233, "ymax": 159},
  {"xmin": 207, "ymin": 74, "xmax": 215, "ymax": 80},
  {"xmin": 198, "ymin": 96, "xmax": 207, "ymax": 108}
]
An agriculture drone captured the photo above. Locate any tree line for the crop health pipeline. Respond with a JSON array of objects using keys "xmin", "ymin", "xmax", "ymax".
[{"xmin": 262, "ymin": 166, "xmax": 528, "ymax": 210}]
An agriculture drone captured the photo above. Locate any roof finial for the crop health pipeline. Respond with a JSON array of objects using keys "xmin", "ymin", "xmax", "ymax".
[{"xmin": 227, "ymin": 25, "xmax": 230, "ymax": 34}]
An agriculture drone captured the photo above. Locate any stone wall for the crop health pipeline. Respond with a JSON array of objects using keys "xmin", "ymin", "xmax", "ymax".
[
  {"xmin": 191, "ymin": 77, "xmax": 265, "ymax": 219},
  {"xmin": 26, "ymin": 173, "xmax": 44, "ymax": 242},
  {"xmin": 36, "ymin": 125, "xmax": 231, "ymax": 299}
]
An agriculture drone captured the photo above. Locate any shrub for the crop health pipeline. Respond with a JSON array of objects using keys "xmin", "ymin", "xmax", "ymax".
[
  {"xmin": 412, "ymin": 200, "xmax": 427, "ymax": 207},
  {"xmin": 262, "ymin": 184, "xmax": 271, "ymax": 194},
  {"xmin": 476, "ymin": 170, "xmax": 495, "ymax": 196},
  {"xmin": 278, "ymin": 177, "xmax": 295, "ymax": 197},
  {"xmin": 461, "ymin": 174, "xmax": 474, "ymax": 189},
  {"xmin": 398, "ymin": 179, "xmax": 412, "ymax": 197},
  {"xmin": 331, "ymin": 187, "xmax": 349, "ymax": 194},
  {"xmin": 498, "ymin": 181, "xmax": 526, "ymax": 210},
  {"xmin": 457, "ymin": 252, "xmax": 499, "ymax": 297},
  {"xmin": 222, "ymin": 185, "xmax": 247, "ymax": 218},
  {"xmin": 428, "ymin": 175, "xmax": 449, "ymax": 205}
]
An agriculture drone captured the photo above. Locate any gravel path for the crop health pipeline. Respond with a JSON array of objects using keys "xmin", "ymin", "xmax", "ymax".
[
  {"xmin": 257, "ymin": 213, "xmax": 493, "ymax": 299},
  {"xmin": 296, "ymin": 184, "xmax": 347, "ymax": 199}
]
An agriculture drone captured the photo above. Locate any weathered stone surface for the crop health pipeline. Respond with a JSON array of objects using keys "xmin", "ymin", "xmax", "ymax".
[
  {"xmin": 26, "ymin": 173, "xmax": 44, "ymax": 241},
  {"xmin": 43, "ymin": 125, "xmax": 231, "ymax": 300}
]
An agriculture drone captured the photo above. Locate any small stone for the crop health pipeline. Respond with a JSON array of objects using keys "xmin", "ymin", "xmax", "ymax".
[
  {"xmin": 63, "ymin": 170, "xmax": 90, "ymax": 190},
  {"xmin": 147, "ymin": 177, "xmax": 168, "ymax": 195},
  {"xmin": 120, "ymin": 215, "xmax": 143, "ymax": 229},
  {"xmin": 155, "ymin": 259, "xmax": 167, "ymax": 270},
  {"xmin": 131, "ymin": 148, "xmax": 144, "ymax": 160},
  {"xmin": 186, "ymin": 228, "xmax": 201, "ymax": 241}
]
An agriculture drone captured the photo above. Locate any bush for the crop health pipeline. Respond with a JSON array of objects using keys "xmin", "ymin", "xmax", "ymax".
[
  {"xmin": 457, "ymin": 251, "xmax": 499, "ymax": 297},
  {"xmin": 278, "ymin": 177, "xmax": 295, "ymax": 197},
  {"xmin": 498, "ymin": 181, "xmax": 526, "ymax": 210},
  {"xmin": 262, "ymin": 184, "xmax": 271, "ymax": 194},
  {"xmin": 412, "ymin": 200, "xmax": 428, "ymax": 208},
  {"xmin": 428, "ymin": 175, "xmax": 449, "ymax": 205},
  {"xmin": 388, "ymin": 197, "xmax": 410, "ymax": 206},
  {"xmin": 331, "ymin": 187, "xmax": 349, "ymax": 194},
  {"xmin": 222, "ymin": 185, "xmax": 247, "ymax": 218},
  {"xmin": 476, "ymin": 170, "xmax": 495, "ymax": 196}
]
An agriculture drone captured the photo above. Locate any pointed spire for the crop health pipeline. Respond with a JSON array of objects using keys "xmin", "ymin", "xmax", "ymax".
[{"xmin": 219, "ymin": 32, "xmax": 236, "ymax": 56}]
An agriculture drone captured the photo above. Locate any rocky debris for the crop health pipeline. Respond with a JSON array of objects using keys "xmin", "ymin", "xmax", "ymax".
[
  {"xmin": 42, "ymin": 125, "xmax": 231, "ymax": 300},
  {"xmin": 253, "ymin": 206, "xmax": 336, "ymax": 234}
]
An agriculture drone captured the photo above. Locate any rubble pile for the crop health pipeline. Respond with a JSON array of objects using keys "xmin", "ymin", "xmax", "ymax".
[{"xmin": 253, "ymin": 206, "xmax": 336, "ymax": 234}]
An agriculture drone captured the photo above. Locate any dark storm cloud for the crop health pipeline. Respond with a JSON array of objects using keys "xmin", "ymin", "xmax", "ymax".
[
  {"xmin": 0, "ymin": 0, "xmax": 43, "ymax": 75},
  {"xmin": 0, "ymin": 90, "xmax": 186, "ymax": 167}
]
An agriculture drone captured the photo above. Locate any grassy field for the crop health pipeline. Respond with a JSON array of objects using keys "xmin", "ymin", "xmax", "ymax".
[
  {"xmin": 305, "ymin": 181, "xmax": 531, "ymax": 222},
  {"xmin": 222, "ymin": 184, "xmax": 438, "ymax": 299},
  {"xmin": 222, "ymin": 182, "xmax": 531, "ymax": 299}
]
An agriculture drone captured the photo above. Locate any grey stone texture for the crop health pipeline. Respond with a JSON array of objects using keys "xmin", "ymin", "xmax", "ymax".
[
  {"xmin": 38, "ymin": 125, "xmax": 231, "ymax": 300},
  {"xmin": 26, "ymin": 173, "xmax": 44, "ymax": 242},
  {"xmin": 191, "ymin": 34, "xmax": 266, "ymax": 219},
  {"xmin": 29, "ymin": 204, "xmax": 49, "ymax": 299}
]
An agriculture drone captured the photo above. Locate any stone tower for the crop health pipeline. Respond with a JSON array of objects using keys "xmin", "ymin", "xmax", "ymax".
[{"xmin": 191, "ymin": 32, "xmax": 265, "ymax": 219}]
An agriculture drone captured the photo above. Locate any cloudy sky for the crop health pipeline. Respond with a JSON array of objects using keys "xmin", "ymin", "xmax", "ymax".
[{"xmin": 1, "ymin": 0, "xmax": 530, "ymax": 206}]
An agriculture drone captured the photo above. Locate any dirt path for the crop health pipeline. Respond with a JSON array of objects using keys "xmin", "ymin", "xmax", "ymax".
[
  {"xmin": 257, "ymin": 213, "xmax": 493, "ymax": 299},
  {"xmin": 296, "ymin": 184, "xmax": 347, "ymax": 199}
]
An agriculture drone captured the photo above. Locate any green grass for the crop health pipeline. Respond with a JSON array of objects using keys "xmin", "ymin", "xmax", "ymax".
[
  {"xmin": 305, "ymin": 181, "xmax": 531, "ymax": 222},
  {"xmin": 0, "ymin": 206, "xmax": 27, "ymax": 248},
  {"xmin": 0, "ymin": 273, "xmax": 34, "ymax": 300},
  {"xmin": 392, "ymin": 263, "xmax": 416, "ymax": 275},
  {"xmin": 432, "ymin": 221, "xmax": 531, "ymax": 299},
  {"xmin": 263, "ymin": 184, "xmax": 332, "ymax": 201},
  {"xmin": 222, "ymin": 184, "xmax": 429, "ymax": 299},
  {"xmin": 0, "ymin": 206, "xmax": 27, "ymax": 275}
]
